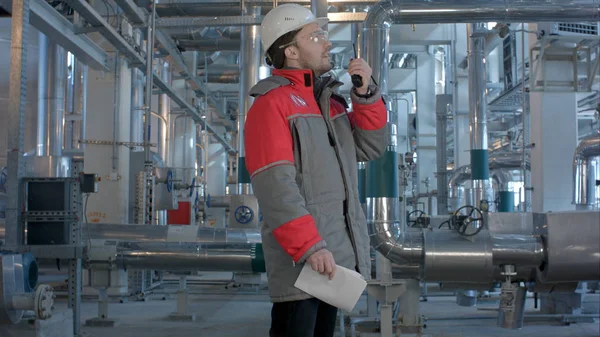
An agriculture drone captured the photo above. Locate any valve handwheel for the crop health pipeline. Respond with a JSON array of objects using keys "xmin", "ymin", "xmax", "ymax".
[
  {"xmin": 234, "ymin": 205, "xmax": 254, "ymax": 224},
  {"xmin": 407, "ymin": 209, "xmax": 427, "ymax": 228},
  {"xmin": 453, "ymin": 205, "xmax": 484, "ymax": 236}
]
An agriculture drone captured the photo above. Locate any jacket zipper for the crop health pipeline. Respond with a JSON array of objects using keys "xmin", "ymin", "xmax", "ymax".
[{"xmin": 318, "ymin": 85, "xmax": 361, "ymax": 272}]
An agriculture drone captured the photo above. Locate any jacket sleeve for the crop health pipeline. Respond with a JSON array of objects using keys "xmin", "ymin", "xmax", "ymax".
[
  {"xmin": 244, "ymin": 95, "xmax": 326, "ymax": 263},
  {"xmin": 350, "ymin": 85, "xmax": 388, "ymax": 162}
]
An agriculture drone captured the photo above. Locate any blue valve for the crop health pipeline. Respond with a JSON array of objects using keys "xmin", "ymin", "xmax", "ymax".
[
  {"xmin": 234, "ymin": 205, "xmax": 254, "ymax": 224},
  {"xmin": 189, "ymin": 177, "xmax": 196, "ymax": 197},
  {"xmin": 166, "ymin": 170, "xmax": 173, "ymax": 193},
  {"xmin": 0, "ymin": 166, "xmax": 8, "ymax": 192}
]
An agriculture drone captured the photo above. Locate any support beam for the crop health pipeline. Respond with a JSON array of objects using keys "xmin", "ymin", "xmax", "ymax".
[
  {"xmin": 0, "ymin": 0, "xmax": 108, "ymax": 70},
  {"xmin": 62, "ymin": 0, "xmax": 145, "ymax": 66},
  {"xmin": 113, "ymin": 0, "xmax": 146, "ymax": 25},
  {"xmin": 5, "ymin": 0, "xmax": 28, "ymax": 251}
]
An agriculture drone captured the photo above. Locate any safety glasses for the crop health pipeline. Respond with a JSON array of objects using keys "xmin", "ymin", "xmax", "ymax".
[{"xmin": 279, "ymin": 30, "xmax": 329, "ymax": 49}]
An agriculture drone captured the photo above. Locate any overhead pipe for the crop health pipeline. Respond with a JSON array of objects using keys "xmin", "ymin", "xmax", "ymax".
[
  {"xmin": 178, "ymin": 39, "xmax": 240, "ymax": 52},
  {"xmin": 362, "ymin": 1, "xmax": 599, "ymax": 26},
  {"xmin": 573, "ymin": 131, "xmax": 600, "ymax": 209},
  {"xmin": 197, "ymin": 65, "xmax": 241, "ymax": 83},
  {"xmin": 237, "ymin": 5, "xmax": 262, "ymax": 195}
]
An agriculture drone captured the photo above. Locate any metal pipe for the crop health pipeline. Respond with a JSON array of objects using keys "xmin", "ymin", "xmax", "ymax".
[
  {"xmin": 491, "ymin": 234, "xmax": 544, "ymax": 267},
  {"xmin": 467, "ymin": 23, "xmax": 489, "ymax": 210},
  {"xmin": 84, "ymin": 223, "xmax": 261, "ymax": 243},
  {"xmin": 79, "ymin": 62, "xmax": 88, "ymax": 150},
  {"xmin": 144, "ymin": 0, "xmax": 157, "ymax": 163},
  {"xmin": 364, "ymin": 1, "xmax": 599, "ymax": 26},
  {"xmin": 47, "ymin": 42, "xmax": 67, "ymax": 157},
  {"xmin": 311, "ymin": 0, "xmax": 328, "ymax": 30},
  {"xmin": 111, "ymin": 55, "xmax": 120, "ymax": 171},
  {"xmin": 449, "ymin": 152, "xmax": 529, "ymax": 209},
  {"xmin": 237, "ymin": 5, "xmax": 261, "ymax": 195},
  {"xmin": 573, "ymin": 131, "xmax": 600, "ymax": 208},
  {"xmin": 490, "ymin": 168, "xmax": 512, "ymax": 192},
  {"xmin": 197, "ymin": 64, "xmax": 240, "ymax": 76},
  {"xmin": 131, "ymin": 68, "xmax": 145, "ymax": 151},
  {"xmin": 158, "ymin": 61, "xmax": 171, "ymax": 162},
  {"xmin": 115, "ymin": 242, "xmax": 260, "ymax": 272},
  {"xmin": 37, "ymin": 32, "xmax": 48, "ymax": 156},
  {"xmin": 367, "ymin": 198, "xmax": 424, "ymax": 265},
  {"xmin": 177, "ymin": 39, "xmax": 240, "ymax": 52}
]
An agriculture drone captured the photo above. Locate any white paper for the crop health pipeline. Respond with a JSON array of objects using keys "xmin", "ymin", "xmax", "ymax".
[{"xmin": 294, "ymin": 263, "xmax": 367, "ymax": 312}]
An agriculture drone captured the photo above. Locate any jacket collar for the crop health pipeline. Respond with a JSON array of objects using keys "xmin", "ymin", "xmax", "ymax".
[
  {"xmin": 272, "ymin": 68, "xmax": 343, "ymax": 97},
  {"xmin": 272, "ymin": 68, "xmax": 315, "ymax": 91}
]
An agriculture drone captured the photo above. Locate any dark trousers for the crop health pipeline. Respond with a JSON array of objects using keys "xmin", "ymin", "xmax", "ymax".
[{"xmin": 269, "ymin": 298, "xmax": 338, "ymax": 337}]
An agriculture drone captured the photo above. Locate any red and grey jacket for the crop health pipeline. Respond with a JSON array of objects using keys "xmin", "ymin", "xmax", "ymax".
[{"xmin": 244, "ymin": 68, "xmax": 387, "ymax": 302}]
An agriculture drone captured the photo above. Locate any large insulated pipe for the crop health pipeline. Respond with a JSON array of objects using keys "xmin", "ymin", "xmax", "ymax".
[
  {"xmin": 467, "ymin": 23, "xmax": 490, "ymax": 210},
  {"xmin": 363, "ymin": 1, "xmax": 599, "ymax": 26},
  {"xmin": 177, "ymin": 39, "xmax": 240, "ymax": 52},
  {"xmin": 197, "ymin": 65, "xmax": 240, "ymax": 83},
  {"xmin": 131, "ymin": 68, "xmax": 145, "ymax": 152},
  {"xmin": 449, "ymin": 152, "xmax": 529, "ymax": 210},
  {"xmin": 573, "ymin": 131, "xmax": 600, "ymax": 209},
  {"xmin": 114, "ymin": 242, "xmax": 266, "ymax": 273},
  {"xmin": 36, "ymin": 32, "xmax": 48, "ymax": 156},
  {"xmin": 84, "ymin": 223, "xmax": 261, "ymax": 243},
  {"xmin": 237, "ymin": 5, "xmax": 261, "ymax": 195},
  {"xmin": 44, "ymin": 42, "xmax": 67, "ymax": 157},
  {"xmin": 491, "ymin": 169, "xmax": 514, "ymax": 212}
]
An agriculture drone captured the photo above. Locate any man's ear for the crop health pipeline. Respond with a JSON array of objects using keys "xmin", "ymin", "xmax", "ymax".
[{"xmin": 284, "ymin": 46, "xmax": 299, "ymax": 61}]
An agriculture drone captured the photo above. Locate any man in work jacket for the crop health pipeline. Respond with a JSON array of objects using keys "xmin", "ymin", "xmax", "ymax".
[{"xmin": 244, "ymin": 4, "xmax": 387, "ymax": 337}]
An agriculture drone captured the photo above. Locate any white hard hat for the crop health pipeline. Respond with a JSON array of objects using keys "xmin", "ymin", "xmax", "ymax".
[{"xmin": 260, "ymin": 4, "xmax": 329, "ymax": 53}]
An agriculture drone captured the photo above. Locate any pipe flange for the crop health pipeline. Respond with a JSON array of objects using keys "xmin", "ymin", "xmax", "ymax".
[{"xmin": 34, "ymin": 284, "xmax": 55, "ymax": 320}]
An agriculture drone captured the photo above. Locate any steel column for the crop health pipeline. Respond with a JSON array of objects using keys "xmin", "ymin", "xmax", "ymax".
[
  {"xmin": 5, "ymin": 0, "xmax": 29, "ymax": 250},
  {"xmin": 237, "ymin": 5, "xmax": 261, "ymax": 194}
]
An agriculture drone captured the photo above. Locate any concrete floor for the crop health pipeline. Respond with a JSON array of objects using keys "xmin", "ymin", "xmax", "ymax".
[{"xmin": 2, "ymin": 279, "xmax": 599, "ymax": 337}]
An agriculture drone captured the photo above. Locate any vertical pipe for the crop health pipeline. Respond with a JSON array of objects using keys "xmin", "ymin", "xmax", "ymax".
[
  {"xmin": 65, "ymin": 55, "xmax": 75, "ymax": 151},
  {"xmin": 311, "ymin": 0, "xmax": 328, "ymax": 30},
  {"xmin": 131, "ymin": 68, "xmax": 145, "ymax": 151},
  {"xmin": 468, "ymin": 23, "xmax": 490, "ymax": 209},
  {"xmin": 37, "ymin": 32, "xmax": 48, "ymax": 156},
  {"xmin": 79, "ymin": 63, "xmax": 88, "ymax": 150},
  {"xmin": 237, "ymin": 5, "xmax": 261, "ymax": 195},
  {"xmin": 47, "ymin": 43, "xmax": 67, "ymax": 157},
  {"xmin": 158, "ymin": 61, "xmax": 170, "ymax": 162},
  {"xmin": 112, "ymin": 55, "xmax": 120, "ymax": 171},
  {"xmin": 144, "ymin": 0, "xmax": 157, "ymax": 164},
  {"xmin": 359, "ymin": 24, "xmax": 390, "ymax": 103}
]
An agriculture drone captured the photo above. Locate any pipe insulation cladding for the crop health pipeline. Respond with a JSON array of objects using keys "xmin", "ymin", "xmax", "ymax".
[
  {"xmin": 364, "ymin": 0, "xmax": 600, "ymax": 27},
  {"xmin": 368, "ymin": 211, "xmax": 600, "ymax": 284}
]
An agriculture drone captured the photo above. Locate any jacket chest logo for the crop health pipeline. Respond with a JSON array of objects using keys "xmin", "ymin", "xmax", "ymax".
[{"xmin": 290, "ymin": 94, "xmax": 308, "ymax": 107}]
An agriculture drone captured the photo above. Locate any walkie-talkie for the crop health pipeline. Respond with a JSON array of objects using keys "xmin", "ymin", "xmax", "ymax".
[{"xmin": 351, "ymin": 43, "xmax": 363, "ymax": 88}]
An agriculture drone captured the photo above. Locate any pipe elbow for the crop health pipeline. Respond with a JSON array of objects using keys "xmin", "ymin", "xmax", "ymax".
[
  {"xmin": 364, "ymin": 2, "xmax": 392, "ymax": 29},
  {"xmin": 368, "ymin": 221, "xmax": 423, "ymax": 265}
]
